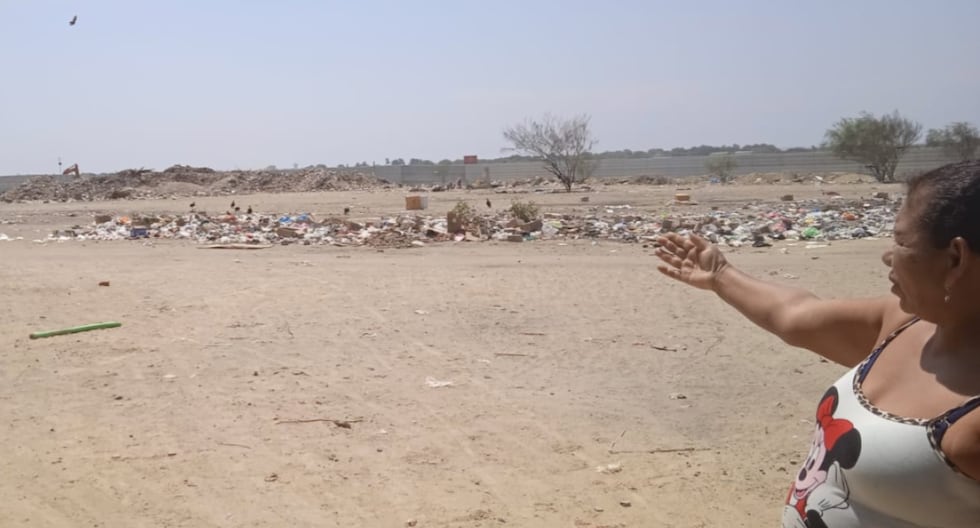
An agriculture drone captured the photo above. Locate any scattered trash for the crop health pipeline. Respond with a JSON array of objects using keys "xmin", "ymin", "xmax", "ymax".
[
  {"xmin": 425, "ymin": 377, "xmax": 454, "ymax": 388},
  {"xmin": 414, "ymin": 310, "xmax": 430, "ymax": 315},
  {"xmin": 35, "ymin": 190, "xmax": 898, "ymax": 249},
  {"xmin": 597, "ymin": 462, "xmax": 623, "ymax": 474},
  {"xmin": 405, "ymin": 195, "xmax": 429, "ymax": 210},
  {"xmin": 668, "ymin": 392, "xmax": 688, "ymax": 400},
  {"xmin": 30, "ymin": 321, "xmax": 122, "ymax": 340},
  {"xmin": 801, "ymin": 227, "xmax": 821, "ymax": 239},
  {"xmin": 98, "ymin": 281, "xmax": 110, "ymax": 287},
  {"xmin": 619, "ymin": 500, "xmax": 632, "ymax": 508},
  {"xmin": 264, "ymin": 473, "xmax": 279, "ymax": 483}
]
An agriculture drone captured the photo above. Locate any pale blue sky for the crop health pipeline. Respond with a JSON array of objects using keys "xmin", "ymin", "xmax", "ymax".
[{"xmin": 2, "ymin": 1, "xmax": 978, "ymax": 175}]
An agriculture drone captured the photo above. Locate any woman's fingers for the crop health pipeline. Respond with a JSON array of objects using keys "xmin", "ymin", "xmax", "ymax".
[
  {"xmin": 656, "ymin": 264, "xmax": 684, "ymax": 281},
  {"xmin": 658, "ymin": 237, "xmax": 683, "ymax": 256},
  {"xmin": 659, "ymin": 233, "xmax": 703, "ymax": 257},
  {"xmin": 690, "ymin": 233, "xmax": 710, "ymax": 251},
  {"xmin": 657, "ymin": 233, "xmax": 685, "ymax": 250},
  {"xmin": 654, "ymin": 248, "xmax": 685, "ymax": 269},
  {"xmin": 656, "ymin": 233, "xmax": 714, "ymax": 288}
]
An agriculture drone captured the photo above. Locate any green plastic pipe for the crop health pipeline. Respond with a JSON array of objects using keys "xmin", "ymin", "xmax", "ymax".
[{"xmin": 29, "ymin": 321, "xmax": 122, "ymax": 340}]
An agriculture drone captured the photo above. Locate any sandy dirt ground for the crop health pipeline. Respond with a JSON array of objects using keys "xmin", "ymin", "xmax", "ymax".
[{"xmin": 0, "ymin": 183, "xmax": 900, "ymax": 527}]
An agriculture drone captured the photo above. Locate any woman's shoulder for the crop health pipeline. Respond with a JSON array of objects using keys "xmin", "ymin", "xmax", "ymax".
[{"xmin": 877, "ymin": 298, "xmax": 922, "ymax": 343}]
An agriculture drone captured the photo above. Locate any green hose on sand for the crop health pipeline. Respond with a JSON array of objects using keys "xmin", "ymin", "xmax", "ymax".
[{"xmin": 30, "ymin": 321, "xmax": 122, "ymax": 340}]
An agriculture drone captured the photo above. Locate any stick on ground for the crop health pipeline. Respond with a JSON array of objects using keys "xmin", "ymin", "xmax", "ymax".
[{"xmin": 275, "ymin": 418, "xmax": 364, "ymax": 428}]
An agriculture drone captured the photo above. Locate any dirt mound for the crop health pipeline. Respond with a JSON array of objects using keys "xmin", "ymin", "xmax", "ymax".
[{"xmin": 0, "ymin": 166, "xmax": 386, "ymax": 202}]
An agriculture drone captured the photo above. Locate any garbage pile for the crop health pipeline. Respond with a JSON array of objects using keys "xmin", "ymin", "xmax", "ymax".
[
  {"xmin": 43, "ymin": 196, "xmax": 898, "ymax": 248},
  {"xmin": 578, "ymin": 195, "xmax": 898, "ymax": 247},
  {"xmin": 0, "ymin": 165, "xmax": 386, "ymax": 203}
]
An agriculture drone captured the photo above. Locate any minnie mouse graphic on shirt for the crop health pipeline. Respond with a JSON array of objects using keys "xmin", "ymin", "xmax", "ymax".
[{"xmin": 783, "ymin": 386, "xmax": 863, "ymax": 528}]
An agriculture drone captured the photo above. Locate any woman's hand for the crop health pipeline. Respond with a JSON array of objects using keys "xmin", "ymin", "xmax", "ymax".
[{"xmin": 654, "ymin": 232, "xmax": 729, "ymax": 291}]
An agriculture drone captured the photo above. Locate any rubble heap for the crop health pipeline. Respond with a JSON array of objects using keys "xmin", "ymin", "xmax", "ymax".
[
  {"xmin": 0, "ymin": 166, "xmax": 386, "ymax": 203},
  {"xmin": 44, "ymin": 196, "xmax": 898, "ymax": 248}
]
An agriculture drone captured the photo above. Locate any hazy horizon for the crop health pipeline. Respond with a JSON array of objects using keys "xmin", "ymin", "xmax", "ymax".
[{"xmin": 2, "ymin": 1, "xmax": 978, "ymax": 175}]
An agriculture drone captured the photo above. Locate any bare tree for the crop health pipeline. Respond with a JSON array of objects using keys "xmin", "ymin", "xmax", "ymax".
[
  {"xmin": 503, "ymin": 114, "xmax": 596, "ymax": 192},
  {"xmin": 824, "ymin": 111, "xmax": 922, "ymax": 183}
]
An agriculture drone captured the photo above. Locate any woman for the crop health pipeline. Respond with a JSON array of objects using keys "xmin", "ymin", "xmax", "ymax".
[{"xmin": 655, "ymin": 160, "xmax": 980, "ymax": 527}]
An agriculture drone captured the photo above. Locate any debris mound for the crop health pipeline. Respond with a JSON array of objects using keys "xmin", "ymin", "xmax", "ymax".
[{"xmin": 1, "ymin": 166, "xmax": 385, "ymax": 203}]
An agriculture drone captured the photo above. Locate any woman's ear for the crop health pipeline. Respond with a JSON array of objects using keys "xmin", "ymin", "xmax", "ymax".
[{"xmin": 945, "ymin": 236, "xmax": 972, "ymax": 290}]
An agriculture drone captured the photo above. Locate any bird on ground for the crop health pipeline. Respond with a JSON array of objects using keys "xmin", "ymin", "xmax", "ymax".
[
  {"xmin": 189, "ymin": 202, "xmax": 196, "ymax": 209},
  {"xmin": 234, "ymin": 206, "xmax": 241, "ymax": 213},
  {"xmin": 343, "ymin": 207, "xmax": 351, "ymax": 215},
  {"xmin": 486, "ymin": 199, "xmax": 492, "ymax": 208},
  {"xmin": 69, "ymin": 15, "xmax": 77, "ymax": 26},
  {"xmin": 230, "ymin": 200, "xmax": 236, "ymax": 208},
  {"xmin": 246, "ymin": 206, "xmax": 253, "ymax": 214}
]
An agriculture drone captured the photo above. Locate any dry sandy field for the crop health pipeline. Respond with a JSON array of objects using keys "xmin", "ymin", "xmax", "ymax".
[{"xmin": 0, "ymin": 182, "xmax": 902, "ymax": 527}]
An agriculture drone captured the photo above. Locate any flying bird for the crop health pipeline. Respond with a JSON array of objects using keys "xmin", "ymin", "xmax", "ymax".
[
  {"xmin": 69, "ymin": 15, "xmax": 77, "ymax": 26},
  {"xmin": 486, "ymin": 199, "xmax": 492, "ymax": 209}
]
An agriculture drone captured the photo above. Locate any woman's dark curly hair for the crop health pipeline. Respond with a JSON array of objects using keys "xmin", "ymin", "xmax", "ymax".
[{"xmin": 906, "ymin": 160, "xmax": 980, "ymax": 251}]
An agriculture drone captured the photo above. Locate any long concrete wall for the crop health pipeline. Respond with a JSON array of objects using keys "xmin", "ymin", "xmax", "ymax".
[
  {"xmin": 373, "ymin": 147, "xmax": 960, "ymax": 185},
  {"xmin": 0, "ymin": 148, "xmax": 962, "ymax": 192}
]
